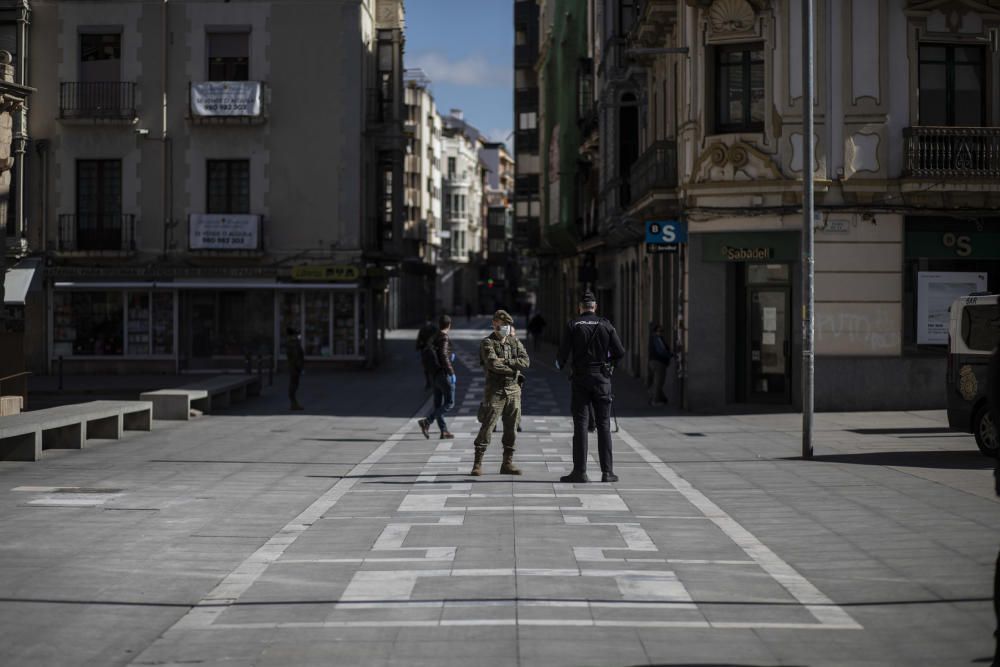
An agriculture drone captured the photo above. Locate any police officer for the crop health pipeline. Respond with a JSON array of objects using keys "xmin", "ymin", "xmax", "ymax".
[
  {"xmin": 556, "ymin": 291, "xmax": 625, "ymax": 483},
  {"xmin": 471, "ymin": 310, "xmax": 530, "ymax": 476}
]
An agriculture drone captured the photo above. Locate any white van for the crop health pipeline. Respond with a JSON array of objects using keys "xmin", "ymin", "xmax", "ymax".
[{"xmin": 947, "ymin": 293, "xmax": 999, "ymax": 456}]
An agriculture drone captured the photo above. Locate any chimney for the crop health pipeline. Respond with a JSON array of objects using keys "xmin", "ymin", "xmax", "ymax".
[{"xmin": 449, "ymin": 108, "xmax": 463, "ymax": 120}]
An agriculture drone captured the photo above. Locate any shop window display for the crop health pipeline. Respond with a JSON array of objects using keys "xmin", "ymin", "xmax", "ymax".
[
  {"xmin": 304, "ymin": 293, "xmax": 331, "ymax": 356},
  {"xmin": 152, "ymin": 293, "xmax": 174, "ymax": 355},
  {"xmin": 127, "ymin": 292, "xmax": 151, "ymax": 355},
  {"xmin": 53, "ymin": 292, "xmax": 124, "ymax": 356},
  {"xmin": 333, "ymin": 293, "xmax": 356, "ymax": 356}
]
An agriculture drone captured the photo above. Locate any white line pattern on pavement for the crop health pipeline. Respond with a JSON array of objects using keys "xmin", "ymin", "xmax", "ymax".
[{"xmin": 616, "ymin": 426, "xmax": 863, "ymax": 630}]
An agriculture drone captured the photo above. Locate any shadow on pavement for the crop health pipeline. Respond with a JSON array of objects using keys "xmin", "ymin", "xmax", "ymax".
[{"xmin": 785, "ymin": 450, "xmax": 993, "ymax": 469}]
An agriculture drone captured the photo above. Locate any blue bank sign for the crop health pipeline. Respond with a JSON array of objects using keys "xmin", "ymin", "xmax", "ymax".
[{"xmin": 645, "ymin": 220, "xmax": 687, "ymax": 252}]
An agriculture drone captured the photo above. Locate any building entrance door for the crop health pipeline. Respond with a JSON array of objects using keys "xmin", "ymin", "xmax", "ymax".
[
  {"xmin": 746, "ymin": 286, "xmax": 791, "ymax": 403},
  {"xmin": 188, "ymin": 293, "xmax": 217, "ymax": 369}
]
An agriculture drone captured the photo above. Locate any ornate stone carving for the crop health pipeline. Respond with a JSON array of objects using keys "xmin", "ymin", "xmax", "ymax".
[
  {"xmin": 692, "ymin": 140, "xmax": 783, "ymax": 183},
  {"xmin": 709, "ymin": 0, "xmax": 757, "ymax": 33}
]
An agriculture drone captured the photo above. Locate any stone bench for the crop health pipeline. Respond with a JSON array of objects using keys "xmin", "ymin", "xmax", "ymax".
[
  {"xmin": 0, "ymin": 400, "xmax": 153, "ymax": 462},
  {"xmin": 140, "ymin": 375, "xmax": 262, "ymax": 420}
]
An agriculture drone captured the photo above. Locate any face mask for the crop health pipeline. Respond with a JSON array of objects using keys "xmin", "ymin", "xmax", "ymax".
[{"xmin": 499, "ymin": 325, "xmax": 512, "ymax": 337}]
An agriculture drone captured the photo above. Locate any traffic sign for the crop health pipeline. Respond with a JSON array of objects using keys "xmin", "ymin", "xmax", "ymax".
[{"xmin": 645, "ymin": 220, "xmax": 687, "ymax": 246}]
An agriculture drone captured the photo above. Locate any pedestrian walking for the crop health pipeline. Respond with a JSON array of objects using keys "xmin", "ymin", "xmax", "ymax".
[
  {"xmin": 471, "ymin": 310, "xmax": 530, "ymax": 476},
  {"xmin": 418, "ymin": 315, "xmax": 457, "ymax": 440},
  {"xmin": 555, "ymin": 291, "xmax": 625, "ymax": 483},
  {"xmin": 647, "ymin": 323, "xmax": 673, "ymax": 406},
  {"xmin": 285, "ymin": 327, "xmax": 305, "ymax": 411},
  {"xmin": 527, "ymin": 313, "xmax": 547, "ymax": 353},
  {"xmin": 416, "ymin": 317, "xmax": 438, "ymax": 390}
]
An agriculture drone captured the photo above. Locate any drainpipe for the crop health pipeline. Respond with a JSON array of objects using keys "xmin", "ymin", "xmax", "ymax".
[
  {"xmin": 14, "ymin": 0, "xmax": 28, "ymax": 250},
  {"xmin": 161, "ymin": 0, "xmax": 169, "ymax": 256},
  {"xmin": 35, "ymin": 139, "xmax": 47, "ymax": 251}
]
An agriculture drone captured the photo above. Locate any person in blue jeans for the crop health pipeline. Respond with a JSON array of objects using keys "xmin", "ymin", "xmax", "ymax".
[{"xmin": 419, "ymin": 315, "xmax": 457, "ymax": 439}]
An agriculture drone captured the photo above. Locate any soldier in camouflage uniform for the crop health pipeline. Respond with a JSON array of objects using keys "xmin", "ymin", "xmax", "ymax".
[{"xmin": 471, "ymin": 310, "xmax": 530, "ymax": 476}]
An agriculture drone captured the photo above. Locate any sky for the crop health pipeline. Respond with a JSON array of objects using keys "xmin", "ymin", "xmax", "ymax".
[{"xmin": 404, "ymin": 0, "xmax": 513, "ymax": 147}]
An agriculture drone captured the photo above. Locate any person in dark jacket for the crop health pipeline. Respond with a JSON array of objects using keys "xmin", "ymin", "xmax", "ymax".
[
  {"xmin": 556, "ymin": 291, "xmax": 625, "ymax": 483},
  {"xmin": 416, "ymin": 318, "xmax": 438, "ymax": 389},
  {"xmin": 527, "ymin": 313, "xmax": 547, "ymax": 352},
  {"xmin": 285, "ymin": 327, "xmax": 305, "ymax": 411},
  {"xmin": 419, "ymin": 315, "xmax": 456, "ymax": 439},
  {"xmin": 647, "ymin": 323, "xmax": 673, "ymax": 407}
]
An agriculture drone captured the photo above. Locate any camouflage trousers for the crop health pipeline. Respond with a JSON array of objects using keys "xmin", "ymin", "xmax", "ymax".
[{"xmin": 474, "ymin": 390, "xmax": 521, "ymax": 451}]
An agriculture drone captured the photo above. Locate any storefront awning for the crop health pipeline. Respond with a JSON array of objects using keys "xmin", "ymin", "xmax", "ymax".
[
  {"xmin": 52, "ymin": 280, "xmax": 361, "ymax": 290},
  {"xmin": 3, "ymin": 259, "xmax": 41, "ymax": 305}
]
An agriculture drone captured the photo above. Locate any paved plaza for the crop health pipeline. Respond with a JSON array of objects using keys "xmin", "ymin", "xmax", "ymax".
[{"xmin": 1, "ymin": 322, "xmax": 998, "ymax": 666}]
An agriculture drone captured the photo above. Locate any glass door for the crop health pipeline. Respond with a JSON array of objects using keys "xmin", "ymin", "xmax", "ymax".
[{"xmin": 747, "ymin": 287, "xmax": 791, "ymax": 403}]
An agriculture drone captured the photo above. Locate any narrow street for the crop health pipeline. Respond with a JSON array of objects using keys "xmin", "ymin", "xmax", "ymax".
[{"xmin": 1, "ymin": 319, "xmax": 996, "ymax": 666}]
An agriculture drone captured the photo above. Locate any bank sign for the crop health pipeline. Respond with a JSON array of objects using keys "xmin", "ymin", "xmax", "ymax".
[
  {"xmin": 189, "ymin": 214, "xmax": 261, "ymax": 250},
  {"xmin": 645, "ymin": 220, "xmax": 687, "ymax": 253}
]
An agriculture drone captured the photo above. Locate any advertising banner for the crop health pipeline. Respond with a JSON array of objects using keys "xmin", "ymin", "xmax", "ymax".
[
  {"xmin": 916, "ymin": 271, "xmax": 988, "ymax": 345},
  {"xmin": 190, "ymin": 81, "xmax": 262, "ymax": 117},
  {"xmin": 189, "ymin": 214, "xmax": 260, "ymax": 250}
]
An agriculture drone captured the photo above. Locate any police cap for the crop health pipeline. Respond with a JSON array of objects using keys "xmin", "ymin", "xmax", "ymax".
[
  {"xmin": 580, "ymin": 290, "xmax": 597, "ymax": 306},
  {"xmin": 493, "ymin": 309, "xmax": 514, "ymax": 324}
]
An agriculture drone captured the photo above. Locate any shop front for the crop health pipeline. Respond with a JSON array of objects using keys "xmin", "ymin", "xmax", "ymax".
[
  {"xmin": 687, "ymin": 231, "xmax": 800, "ymax": 410},
  {"xmin": 49, "ymin": 279, "xmax": 370, "ymax": 373}
]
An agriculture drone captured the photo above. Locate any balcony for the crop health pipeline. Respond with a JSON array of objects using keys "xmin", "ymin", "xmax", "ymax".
[
  {"xmin": 188, "ymin": 81, "xmax": 267, "ymax": 125},
  {"xmin": 59, "ymin": 82, "xmax": 136, "ymax": 123},
  {"xmin": 629, "ymin": 140, "xmax": 678, "ymax": 206},
  {"xmin": 56, "ymin": 214, "xmax": 136, "ymax": 254},
  {"xmin": 904, "ymin": 127, "xmax": 1000, "ymax": 179},
  {"xmin": 188, "ymin": 213, "xmax": 263, "ymax": 254}
]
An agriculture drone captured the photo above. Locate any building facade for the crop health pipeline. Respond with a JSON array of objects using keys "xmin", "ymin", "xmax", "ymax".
[
  {"xmin": 532, "ymin": 0, "xmax": 1000, "ymax": 412},
  {"xmin": 439, "ymin": 110, "xmax": 484, "ymax": 314},
  {"xmin": 24, "ymin": 0, "xmax": 409, "ymax": 374},
  {"xmin": 397, "ymin": 69, "xmax": 440, "ymax": 326}
]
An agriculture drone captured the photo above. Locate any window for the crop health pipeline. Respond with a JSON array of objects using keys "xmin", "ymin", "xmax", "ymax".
[
  {"xmin": 448, "ymin": 157, "xmax": 456, "ymax": 179},
  {"xmin": 961, "ymin": 304, "xmax": 1000, "ymax": 351},
  {"xmin": 76, "ymin": 160, "xmax": 122, "ymax": 250},
  {"xmin": 427, "ymin": 177, "xmax": 433, "ymax": 194},
  {"xmin": 207, "ymin": 31, "xmax": 249, "ymax": 81},
  {"xmin": 80, "ymin": 32, "xmax": 121, "ymax": 82},
  {"xmin": 53, "ymin": 292, "xmax": 124, "ymax": 356},
  {"xmin": 714, "ymin": 43, "xmax": 765, "ymax": 133},
  {"xmin": 918, "ymin": 44, "xmax": 986, "ymax": 126},
  {"xmin": 519, "ymin": 111, "xmax": 537, "ymax": 130},
  {"xmin": 515, "ymin": 28, "xmax": 527, "ymax": 46},
  {"xmin": 207, "ymin": 160, "xmax": 250, "ymax": 214},
  {"xmin": 515, "ymin": 69, "xmax": 536, "ymax": 90}
]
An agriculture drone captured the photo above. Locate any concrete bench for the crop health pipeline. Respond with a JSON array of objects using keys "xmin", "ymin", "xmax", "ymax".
[
  {"xmin": 0, "ymin": 400, "xmax": 153, "ymax": 462},
  {"xmin": 140, "ymin": 375, "xmax": 261, "ymax": 420}
]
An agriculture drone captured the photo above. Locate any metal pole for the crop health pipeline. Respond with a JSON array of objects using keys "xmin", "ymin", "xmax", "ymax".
[{"xmin": 801, "ymin": 0, "xmax": 815, "ymax": 459}]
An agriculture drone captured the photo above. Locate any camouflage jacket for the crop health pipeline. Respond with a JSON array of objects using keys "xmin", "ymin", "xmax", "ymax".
[{"xmin": 479, "ymin": 331, "xmax": 530, "ymax": 397}]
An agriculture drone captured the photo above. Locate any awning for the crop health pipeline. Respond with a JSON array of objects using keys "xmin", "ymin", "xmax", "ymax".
[
  {"xmin": 52, "ymin": 280, "xmax": 360, "ymax": 290},
  {"xmin": 3, "ymin": 258, "xmax": 41, "ymax": 305}
]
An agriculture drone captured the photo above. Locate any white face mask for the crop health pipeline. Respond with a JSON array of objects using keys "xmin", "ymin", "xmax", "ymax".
[{"xmin": 499, "ymin": 325, "xmax": 512, "ymax": 337}]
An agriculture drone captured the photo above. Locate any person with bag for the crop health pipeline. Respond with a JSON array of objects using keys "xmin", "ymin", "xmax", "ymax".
[
  {"xmin": 418, "ymin": 315, "xmax": 456, "ymax": 440},
  {"xmin": 416, "ymin": 317, "xmax": 438, "ymax": 389},
  {"xmin": 648, "ymin": 323, "xmax": 673, "ymax": 407}
]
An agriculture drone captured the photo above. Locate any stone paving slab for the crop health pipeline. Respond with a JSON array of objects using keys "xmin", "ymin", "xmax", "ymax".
[{"xmin": 0, "ymin": 324, "xmax": 997, "ymax": 665}]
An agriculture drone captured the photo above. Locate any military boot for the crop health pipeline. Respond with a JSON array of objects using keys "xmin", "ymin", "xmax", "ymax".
[
  {"xmin": 499, "ymin": 448, "xmax": 522, "ymax": 475},
  {"xmin": 470, "ymin": 447, "xmax": 486, "ymax": 476}
]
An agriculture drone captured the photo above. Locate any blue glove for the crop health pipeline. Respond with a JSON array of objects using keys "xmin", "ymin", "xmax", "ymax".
[
  {"xmin": 450, "ymin": 352, "xmax": 456, "ymax": 362},
  {"xmin": 554, "ymin": 360, "xmax": 561, "ymax": 371},
  {"xmin": 448, "ymin": 374, "xmax": 457, "ymax": 385}
]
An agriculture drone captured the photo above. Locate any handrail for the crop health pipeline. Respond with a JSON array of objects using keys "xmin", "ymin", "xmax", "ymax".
[
  {"xmin": 0, "ymin": 371, "xmax": 31, "ymax": 404},
  {"xmin": 0, "ymin": 371, "xmax": 31, "ymax": 384}
]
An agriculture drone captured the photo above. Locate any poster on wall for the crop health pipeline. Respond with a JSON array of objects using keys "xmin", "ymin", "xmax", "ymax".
[
  {"xmin": 189, "ymin": 214, "xmax": 261, "ymax": 250},
  {"xmin": 916, "ymin": 271, "xmax": 988, "ymax": 345}
]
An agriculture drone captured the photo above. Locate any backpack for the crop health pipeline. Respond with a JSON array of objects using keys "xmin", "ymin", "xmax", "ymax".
[{"xmin": 421, "ymin": 338, "xmax": 441, "ymax": 373}]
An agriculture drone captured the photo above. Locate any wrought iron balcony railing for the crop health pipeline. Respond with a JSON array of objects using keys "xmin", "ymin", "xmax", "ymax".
[
  {"xmin": 904, "ymin": 126, "xmax": 1000, "ymax": 178},
  {"xmin": 59, "ymin": 82, "xmax": 136, "ymax": 120},
  {"xmin": 57, "ymin": 214, "xmax": 136, "ymax": 252},
  {"xmin": 629, "ymin": 140, "xmax": 678, "ymax": 204}
]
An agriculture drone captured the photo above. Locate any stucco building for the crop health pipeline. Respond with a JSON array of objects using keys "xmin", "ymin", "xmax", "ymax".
[
  {"xmin": 22, "ymin": 0, "xmax": 409, "ymax": 373},
  {"xmin": 533, "ymin": 0, "xmax": 1000, "ymax": 411}
]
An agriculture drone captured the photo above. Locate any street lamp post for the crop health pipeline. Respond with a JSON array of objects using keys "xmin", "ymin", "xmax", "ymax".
[{"xmin": 802, "ymin": 0, "xmax": 815, "ymax": 459}]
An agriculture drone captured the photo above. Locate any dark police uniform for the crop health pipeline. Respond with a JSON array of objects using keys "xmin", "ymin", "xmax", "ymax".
[{"xmin": 556, "ymin": 298, "xmax": 625, "ymax": 481}]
